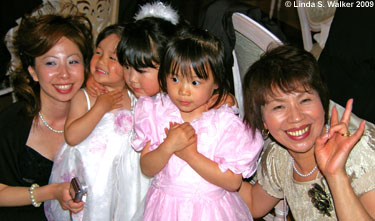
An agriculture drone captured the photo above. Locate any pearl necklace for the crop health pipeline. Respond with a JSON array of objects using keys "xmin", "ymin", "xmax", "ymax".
[
  {"xmin": 292, "ymin": 158, "xmax": 317, "ymax": 177},
  {"xmin": 38, "ymin": 112, "xmax": 64, "ymax": 134}
]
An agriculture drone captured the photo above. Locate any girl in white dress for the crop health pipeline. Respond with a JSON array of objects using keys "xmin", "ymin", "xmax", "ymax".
[{"xmin": 44, "ymin": 24, "xmax": 135, "ymax": 221}]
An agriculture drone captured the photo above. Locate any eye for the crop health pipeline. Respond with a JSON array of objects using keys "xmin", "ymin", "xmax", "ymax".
[
  {"xmin": 301, "ymin": 98, "xmax": 312, "ymax": 103},
  {"xmin": 192, "ymin": 80, "xmax": 200, "ymax": 86},
  {"xmin": 272, "ymin": 105, "xmax": 284, "ymax": 111},
  {"xmin": 172, "ymin": 77, "xmax": 179, "ymax": 82},
  {"xmin": 45, "ymin": 61, "xmax": 56, "ymax": 66},
  {"xmin": 109, "ymin": 56, "xmax": 117, "ymax": 61},
  {"xmin": 69, "ymin": 60, "xmax": 80, "ymax": 65},
  {"xmin": 95, "ymin": 50, "xmax": 101, "ymax": 55},
  {"xmin": 124, "ymin": 65, "xmax": 130, "ymax": 70}
]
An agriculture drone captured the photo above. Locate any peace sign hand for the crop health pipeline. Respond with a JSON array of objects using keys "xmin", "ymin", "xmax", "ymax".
[{"xmin": 315, "ymin": 99, "xmax": 366, "ymax": 178}]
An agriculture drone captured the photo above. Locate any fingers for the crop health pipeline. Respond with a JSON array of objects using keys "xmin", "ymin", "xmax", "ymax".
[
  {"xmin": 340, "ymin": 98, "xmax": 353, "ymax": 125},
  {"xmin": 330, "ymin": 105, "xmax": 339, "ymax": 127},
  {"xmin": 348, "ymin": 120, "xmax": 365, "ymax": 145},
  {"xmin": 65, "ymin": 200, "xmax": 84, "ymax": 213}
]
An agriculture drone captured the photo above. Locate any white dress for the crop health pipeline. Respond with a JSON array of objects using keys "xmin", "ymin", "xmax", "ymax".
[{"xmin": 44, "ymin": 89, "xmax": 151, "ymax": 221}]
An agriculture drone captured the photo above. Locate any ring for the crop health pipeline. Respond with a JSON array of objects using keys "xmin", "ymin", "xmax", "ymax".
[{"xmin": 341, "ymin": 131, "xmax": 351, "ymax": 137}]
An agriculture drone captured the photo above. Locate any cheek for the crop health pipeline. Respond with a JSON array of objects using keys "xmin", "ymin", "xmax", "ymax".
[{"xmin": 90, "ymin": 57, "xmax": 97, "ymax": 73}]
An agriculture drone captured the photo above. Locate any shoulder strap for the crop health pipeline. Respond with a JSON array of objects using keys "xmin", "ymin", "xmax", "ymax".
[{"xmin": 81, "ymin": 89, "xmax": 91, "ymax": 111}]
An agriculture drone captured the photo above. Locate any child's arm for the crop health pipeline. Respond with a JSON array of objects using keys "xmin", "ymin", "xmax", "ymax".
[
  {"xmin": 140, "ymin": 122, "xmax": 197, "ymax": 177},
  {"xmin": 175, "ymin": 144, "xmax": 242, "ymax": 192},
  {"xmin": 64, "ymin": 89, "xmax": 123, "ymax": 146},
  {"xmin": 85, "ymin": 74, "xmax": 108, "ymax": 97}
]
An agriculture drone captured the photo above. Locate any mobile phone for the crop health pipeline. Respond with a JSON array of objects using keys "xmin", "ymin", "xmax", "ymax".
[{"xmin": 69, "ymin": 177, "xmax": 87, "ymax": 203}]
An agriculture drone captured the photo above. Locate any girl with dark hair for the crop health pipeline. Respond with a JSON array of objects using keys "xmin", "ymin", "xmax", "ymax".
[
  {"xmin": 0, "ymin": 11, "xmax": 93, "ymax": 220},
  {"xmin": 239, "ymin": 45, "xmax": 375, "ymax": 220},
  {"xmin": 132, "ymin": 26, "xmax": 263, "ymax": 220}
]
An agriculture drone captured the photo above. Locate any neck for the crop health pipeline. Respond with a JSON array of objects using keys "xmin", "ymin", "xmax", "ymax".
[
  {"xmin": 289, "ymin": 147, "xmax": 319, "ymax": 181},
  {"xmin": 39, "ymin": 93, "xmax": 70, "ymax": 120}
]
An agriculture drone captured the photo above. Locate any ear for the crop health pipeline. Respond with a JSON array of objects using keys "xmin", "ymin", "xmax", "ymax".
[
  {"xmin": 263, "ymin": 121, "xmax": 268, "ymax": 130},
  {"xmin": 213, "ymin": 83, "xmax": 219, "ymax": 90},
  {"xmin": 28, "ymin": 66, "xmax": 39, "ymax": 82}
]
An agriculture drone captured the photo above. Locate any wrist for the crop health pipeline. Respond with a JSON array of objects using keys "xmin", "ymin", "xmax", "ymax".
[
  {"xmin": 29, "ymin": 184, "xmax": 41, "ymax": 207},
  {"xmin": 159, "ymin": 140, "xmax": 175, "ymax": 156}
]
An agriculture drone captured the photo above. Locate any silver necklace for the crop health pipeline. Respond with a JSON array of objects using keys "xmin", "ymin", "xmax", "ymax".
[
  {"xmin": 38, "ymin": 112, "xmax": 64, "ymax": 134},
  {"xmin": 292, "ymin": 158, "xmax": 317, "ymax": 177}
]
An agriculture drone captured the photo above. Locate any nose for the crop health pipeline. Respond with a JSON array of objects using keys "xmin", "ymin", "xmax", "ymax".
[
  {"xmin": 59, "ymin": 63, "xmax": 70, "ymax": 79},
  {"xmin": 287, "ymin": 104, "xmax": 303, "ymax": 123},
  {"xmin": 178, "ymin": 82, "xmax": 190, "ymax": 96},
  {"xmin": 128, "ymin": 68, "xmax": 137, "ymax": 83}
]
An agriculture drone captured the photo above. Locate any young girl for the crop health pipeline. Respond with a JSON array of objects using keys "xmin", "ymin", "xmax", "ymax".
[
  {"xmin": 84, "ymin": 3, "xmax": 181, "ymax": 220},
  {"xmin": 132, "ymin": 26, "xmax": 264, "ymax": 220},
  {"xmin": 44, "ymin": 24, "xmax": 136, "ymax": 221}
]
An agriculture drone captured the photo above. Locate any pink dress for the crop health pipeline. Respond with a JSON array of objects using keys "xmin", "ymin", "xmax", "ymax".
[{"xmin": 132, "ymin": 93, "xmax": 263, "ymax": 221}]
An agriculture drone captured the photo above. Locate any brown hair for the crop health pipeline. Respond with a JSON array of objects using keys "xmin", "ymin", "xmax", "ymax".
[
  {"xmin": 11, "ymin": 9, "xmax": 93, "ymax": 116},
  {"xmin": 242, "ymin": 45, "xmax": 329, "ymax": 136}
]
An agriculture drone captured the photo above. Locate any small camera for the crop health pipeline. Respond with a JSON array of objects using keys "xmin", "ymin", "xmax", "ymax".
[{"xmin": 69, "ymin": 177, "xmax": 87, "ymax": 203}]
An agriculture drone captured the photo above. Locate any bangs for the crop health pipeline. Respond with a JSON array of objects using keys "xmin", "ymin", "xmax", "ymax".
[{"xmin": 166, "ymin": 38, "xmax": 211, "ymax": 80}]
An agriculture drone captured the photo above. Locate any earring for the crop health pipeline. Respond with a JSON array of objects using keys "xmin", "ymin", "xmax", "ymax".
[{"xmin": 261, "ymin": 129, "xmax": 270, "ymax": 137}]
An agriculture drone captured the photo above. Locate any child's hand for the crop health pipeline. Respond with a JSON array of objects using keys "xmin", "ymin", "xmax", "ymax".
[
  {"xmin": 86, "ymin": 74, "xmax": 108, "ymax": 97},
  {"xmin": 94, "ymin": 89, "xmax": 123, "ymax": 113},
  {"xmin": 164, "ymin": 122, "xmax": 197, "ymax": 153},
  {"xmin": 174, "ymin": 142, "xmax": 198, "ymax": 162}
]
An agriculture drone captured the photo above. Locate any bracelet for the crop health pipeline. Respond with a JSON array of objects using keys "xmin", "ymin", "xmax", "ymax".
[{"xmin": 29, "ymin": 183, "xmax": 41, "ymax": 207}]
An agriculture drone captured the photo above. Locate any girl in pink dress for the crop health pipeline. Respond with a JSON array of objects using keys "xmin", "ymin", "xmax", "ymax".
[{"xmin": 132, "ymin": 26, "xmax": 264, "ymax": 220}]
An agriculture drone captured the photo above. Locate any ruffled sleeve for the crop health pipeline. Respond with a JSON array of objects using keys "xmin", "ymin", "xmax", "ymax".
[
  {"xmin": 132, "ymin": 96, "xmax": 157, "ymax": 152},
  {"xmin": 213, "ymin": 108, "xmax": 264, "ymax": 178}
]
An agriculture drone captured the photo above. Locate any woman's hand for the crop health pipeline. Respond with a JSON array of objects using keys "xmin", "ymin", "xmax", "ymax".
[
  {"xmin": 54, "ymin": 182, "xmax": 84, "ymax": 214},
  {"xmin": 315, "ymin": 99, "xmax": 365, "ymax": 178},
  {"xmin": 86, "ymin": 74, "xmax": 108, "ymax": 97}
]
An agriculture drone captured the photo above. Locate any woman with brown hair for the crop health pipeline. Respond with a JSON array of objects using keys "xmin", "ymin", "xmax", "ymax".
[
  {"xmin": 0, "ymin": 10, "xmax": 93, "ymax": 220},
  {"xmin": 239, "ymin": 45, "xmax": 375, "ymax": 220}
]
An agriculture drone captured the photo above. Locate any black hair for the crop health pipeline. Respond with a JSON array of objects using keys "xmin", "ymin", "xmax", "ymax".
[
  {"xmin": 117, "ymin": 17, "xmax": 177, "ymax": 72},
  {"xmin": 158, "ymin": 26, "xmax": 230, "ymax": 109}
]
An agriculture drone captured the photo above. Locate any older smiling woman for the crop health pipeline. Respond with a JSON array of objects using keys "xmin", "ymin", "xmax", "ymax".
[{"xmin": 239, "ymin": 45, "xmax": 375, "ymax": 220}]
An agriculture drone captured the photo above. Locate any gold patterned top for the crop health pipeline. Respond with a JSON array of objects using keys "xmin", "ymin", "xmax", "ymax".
[{"xmin": 257, "ymin": 101, "xmax": 375, "ymax": 220}]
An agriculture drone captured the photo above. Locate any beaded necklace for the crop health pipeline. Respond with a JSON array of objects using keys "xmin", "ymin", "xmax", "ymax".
[{"xmin": 38, "ymin": 112, "xmax": 64, "ymax": 134}]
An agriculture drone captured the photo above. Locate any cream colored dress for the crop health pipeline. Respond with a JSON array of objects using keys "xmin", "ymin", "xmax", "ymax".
[{"xmin": 257, "ymin": 101, "xmax": 375, "ymax": 220}]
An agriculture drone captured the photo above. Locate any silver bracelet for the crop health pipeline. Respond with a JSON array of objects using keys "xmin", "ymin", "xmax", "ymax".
[{"xmin": 29, "ymin": 183, "xmax": 41, "ymax": 207}]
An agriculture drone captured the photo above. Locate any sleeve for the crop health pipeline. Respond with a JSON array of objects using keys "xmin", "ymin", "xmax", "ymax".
[
  {"xmin": 256, "ymin": 142, "xmax": 287, "ymax": 199},
  {"xmin": 214, "ymin": 112, "xmax": 264, "ymax": 178},
  {"xmin": 347, "ymin": 120, "xmax": 375, "ymax": 196},
  {"xmin": 132, "ymin": 96, "xmax": 157, "ymax": 152}
]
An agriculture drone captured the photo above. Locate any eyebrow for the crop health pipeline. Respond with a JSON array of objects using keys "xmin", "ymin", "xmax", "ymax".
[{"xmin": 267, "ymin": 91, "xmax": 307, "ymax": 103}]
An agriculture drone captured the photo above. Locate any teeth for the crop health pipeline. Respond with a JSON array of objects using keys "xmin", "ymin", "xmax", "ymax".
[
  {"xmin": 55, "ymin": 84, "xmax": 72, "ymax": 90},
  {"xmin": 97, "ymin": 69, "xmax": 108, "ymax": 75},
  {"xmin": 286, "ymin": 126, "xmax": 309, "ymax": 137}
]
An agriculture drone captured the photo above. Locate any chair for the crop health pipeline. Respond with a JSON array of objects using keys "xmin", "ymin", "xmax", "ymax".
[
  {"xmin": 231, "ymin": 12, "xmax": 282, "ymax": 118},
  {"xmin": 296, "ymin": 0, "xmax": 336, "ymax": 52},
  {"xmin": 60, "ymin": 0, "xmax": 119, "ymax": 39},
  {"xmin": 231, "ymin": 12, "xmax": 287, "ymax": 221}
]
